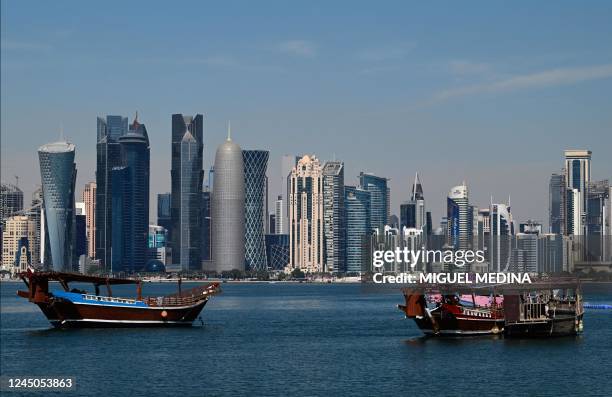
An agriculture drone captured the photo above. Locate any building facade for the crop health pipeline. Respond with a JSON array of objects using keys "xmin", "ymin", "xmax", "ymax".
[
  {"xmin": 95, "ymin": 115, "xmax": 128, "ymax": 270},
  {"xmin": 345, "ymin": 186, "xmax": 370, "ymax": 274},
  {"xmin": 82, "ymin": 182, "xmax": 96, "ymax": 258},
  {"xmin": 171, "ymin": 114, "xmax": 204, "ymax": 270},
  {"xmin": 322, "ymin": 161, "xmax": 346, "ymax": 273},
  {"xmin": 243, "ymin": 150, "xmax": 269, "ymax": 271},
  {"xmin": 288, "ymin": 155, "xmax": 324, "ymax": 273},
  {"xmin": 564, "ymin": 150, "xmax": 591, "ymax": 236},
  {"xmin": 38, "ymin": 141, "xmax": 77, "ymax": 272},
  {"xmin": 211, "ymin": 130, "xmax": 245, "ymax": 272},
  {"xmin": 1, "ymin": 215, "xmax": 36, "ymax": 273},
  {"xmin": 1, "ymin": 183, "xmax": 23, "ymax": 229},
  {"xmin": 447, "ymin": 182, "xmax": 473, "ymax": 250},
  {"xmin": 359, "ymin": 172, "xmax": 389, "ymax": 234}
]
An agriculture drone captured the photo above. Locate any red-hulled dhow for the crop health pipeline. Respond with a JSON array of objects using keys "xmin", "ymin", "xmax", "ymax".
[{"xmin": 17, "ymin": 270, "xmax": 220, "ymax": 328}]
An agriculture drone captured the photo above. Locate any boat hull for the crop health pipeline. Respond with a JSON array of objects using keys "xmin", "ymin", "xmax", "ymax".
[
  {"xmin": 37, "ymin": 299, "xmax": 209, "ymax": 328},
  {"xmin": 413, "ymin": 313, "xmax": 505, "ymax": 336},
  {"xmin": 504, "ymin": 314, "xmax": 583, "ymax": 338}
]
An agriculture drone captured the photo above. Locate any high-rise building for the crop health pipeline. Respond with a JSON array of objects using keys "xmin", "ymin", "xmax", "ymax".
[
  {"xmin": 38, "ymin": 141, "xmax": 77, "ymax": 272},
  {"xmin": 345, "ymin": 186, "xmax": 370, "ymax": 274},
  {"xmin": 359, "ymin": 172, "xmax": 389, "ymax": 233},
  {"xmin": 201, "ymin": 190, "xmax": 212, "ymax": 262},
  {"xmin": 74, "ymin": 202, "xmax": 87, "ymax": 261},
  {"xmin": 288, "ymin": 155, "xmax": 324, "ymax": 273},
  {"xmin": 549, "ymin": 173, "xmax": 565, "ymax": 234},
  {"xmin": 269, "ymin": 214, "xmax": 276, "ymax": 234},
  {"xmin": 400, "ymin": 173, "xmax": 426, "ymax": 232},
  {"xmin": 171, "ymin": 114, "xmax": 204, "ymax": 270},
  {"xmin": 323, "ymin": 161, "xmax": 346, "ymax": 273},
  {"xmin": 489, "ymin": 202, "xmax": 514, "ymax": 272},
  {"xmin": 147, "ymin": 225, "xmax": 169, "ymax": 265},
  {"xmin": 564, "ymin": 150, "xmax": 591, "ymax": 236},
  {"xmin": 1, "ymin": 183, "xmax": 23, "ymax": 229},
  {"xmin": 265, "ymin": 234, "xmax": 289, "ymax": 270},
  {"xmin": 26, "ymin": 187, "xmax": 43, "ymax": 265},
  {"xmin": 242, "ymin": 150, "xmax": 269, "ymax": 271},
  {"xmin": 447, "ymin": 182, "xmax": 473, "ymax": 250},
  {"xmin": 110, "ymin": 117, "xmax": 150, "ymax": 272},
  {"xmin": 274, "ymin": 195, "xmax": 284, "ymax": 234},
  {"xmin": 95, "ymin": 115, "xmax": 128, "ymax": 269},
  {"xmin": 281, "ymin": 155, "xmax": 299, "ymax": 234},
  {"xmin": 1, "ymin": 215, "xmax": 36, "ymax": 273},
  {"xmin": 586, "ymin": 180, "xmax": 610, "ymax": 261},
  {"xmin": 211, "ymin": 127, "xmax": 245, "ymax": 273},
  {"xmin": 157, "ymin": 193, "xmax": 172, "ymax": 240},
  {"xmin": 82, "ymin": 182, "xmax": 96, "ymax": 258}
]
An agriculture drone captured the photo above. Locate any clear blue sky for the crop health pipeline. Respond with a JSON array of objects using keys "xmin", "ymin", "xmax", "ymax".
[{"xmin": 2, "ymin": 0, "xmax": 611, "ymax": 226}]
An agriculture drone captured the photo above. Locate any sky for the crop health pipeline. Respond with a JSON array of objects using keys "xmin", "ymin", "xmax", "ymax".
[{"xmin": 2, "ymin": 0, "xmax": 611, "ymax": 227}]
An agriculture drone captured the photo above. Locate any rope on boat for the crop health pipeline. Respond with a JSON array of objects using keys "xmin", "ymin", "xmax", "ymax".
[{"xmin": 584, "ymin": 303, "xmax": 612, "ymax": 310}]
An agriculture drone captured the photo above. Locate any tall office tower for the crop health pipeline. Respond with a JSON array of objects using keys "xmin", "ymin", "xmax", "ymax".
[
  {"xmin": 95, "ymin": 115, "xmax": 128, "ymax": 270},
  {"xmin": 82, "ymin": 182, "xmax": 96, "ymax": 258},
  {"xmin": 26, "ymin": 187, "xmax": 43, "ymax": 265},
  {"xmin": 207, "ymin": 167, "xmax": 215, "ymax": 189},
  {"xmin": 110, "ymin": 118, "xmax": 150, "ymax": 272},
  {"xmin": 38, "ymin": 141, "xmax": 77, "ymax": 272},
  {"xmin": 288, "ymin": 155, "xmax": 324, "ymax": 273},
  {"xmin": 564, "ymin": 150, "xmax": 591, "ymax": 236},
  {"xmin": 446, "ymin": 182, "xmax": 473, "ymax": 250},
  {"xmin": 281, "ymin": 155, "xmax": 299, "ymax": 233},
  {"xmin": 242, "ymin": 150, "xmax": 269, "ymax": 271},
  {"xmin": 586, "ymin": 180, "xmax": 610, "ymax": 261},
  {"xmin": 538, "ymin": 233, "xmax": 567, "ymax": 273},
  {"xmin": 1, "ymin": 215, "xmax": 36, "ymax": 273},
  {"xmin": 489, "ymin": 202, "xmax": 514, "ymax": 272},
  {"xmin": 201, "ymin": 190, "xmax": 212, "ymax": 262},
  {"xmin": 514, "ymin": 233, "xmax": 538, "ymax": 273},
  {"xmin": 322, "ymin": 161, "xmax": 346, "ymax": 273},
  {"xmin": 157, "ymin": 193, "xmax": 172, "ymax": 240},
  {"xmin": 171, "ymin": 114, "xmax": 204, "ymax": 270},
  {"xmin": 359, "ymin": 172, "xmax": 389, "ymax": 233},
  {"xmin": 426, "ymin": 212, "xmax": 433, "ymax": 237},
  {"xmin": 269, "ymin": 214, "xmax": 276, "ymax": 234},
  {"xmin": 74, "ymin": 202, "xmax": 87, "ymax": 261},
  {"xmin": 274, "ymin": 195, "xmax": 284, "ymax": 234},
  {"xmin": 345, "ymin": 186, "xmax": 370, "ymax": 274},
  {"xmin": 400, "ymin": 173, "xmax": 426, "ymax": 231},
  {"xmin": 1, "ymin": 183, "xmax": 23, "ymax": 228},
  {"xmin": 147, "ymin": 225, "xmax": 169, "ymax": 265},
  {"xmin": 549, "ymin": 173, "xmax": 565, "ymax": 234},
  {"xmin": 211, "ymin": 127, "xmax": 245, "ymax": 272}
]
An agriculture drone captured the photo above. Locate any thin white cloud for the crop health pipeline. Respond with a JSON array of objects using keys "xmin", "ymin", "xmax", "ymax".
[
  {"xmin": 278, "ymin": 40, "xmax": 317, "ymax": 58},
  {"xmin": 448, "ymin": 60, "xmax": 491, "ymax": 76},
  {"xmin": 433, "ymin": 64, "xmax": 612, "ymax": 101}
]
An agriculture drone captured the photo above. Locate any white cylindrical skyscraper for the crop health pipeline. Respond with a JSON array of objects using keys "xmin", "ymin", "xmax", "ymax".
[{"xmin": 212, "ymin": 124, "xmax": 245, "ymax": 272}]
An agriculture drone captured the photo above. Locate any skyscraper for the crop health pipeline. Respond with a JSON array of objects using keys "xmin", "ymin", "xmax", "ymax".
[
  {"xmin": 38, "ymin": 141, "xmax": 77, "ymax": 272},
  {"xmin": 111, "ymin": 118, "xmax": 150, "ymax": 272},
  {"xmin": 359, "ymin": 172, "xmax": 389, "ymax": 233},
  {"xmin": 243, "ymin": 150, "xmax": 269, "ymax": 271},
  {"xmin": 171, "ymin": 114, "xmax": 204, "ymax": 269},
  {"xmin": 447, "ymin": 182, "xmax": 473, "ymax": 250},
  {"xmin": 274, "ymin": 195, "xmax": 284, "ymax": 234},
  {"xmin": 323, "ymin": 161, "xmax": 346, "ymax": 273},
  {"xmin": 489, "ymin": 202, "xmax": 513, "ymax": 272},
  {"xmin": 96, "ymin": 115, "xmax": 128, "ymax": 270},
  {"xmin": 1, "ymin": 215, "xmax": 36, "ymax": 273},
  {"xmin": 211, "ymin": 126, "xmax": 245, "ymax": 272},
  {"xmin": 157, "ymin": 193, "xmax": 172, "ymax": 239},
  {"xmin": 345, "ymin": 186, "xmax": 370, "ymax": 274},
  {"xmin": 281, "ymin": 154, "xmax": 298, "ymax": 234},
  {"xmin": 400, "ymin": 173, "xmax": 426, "ymax": 232},
  {"xmin": 564, "ymin": 150, "xmax": 591, "ymax": 236},
  {"xmin": 201, "ymin": 190, "xmax": 212, "ymax": 262},
  {"xmin": 288, "ymin": 155, "xmax": 324, "ymax": 273},
  {"xmin": 82, "ymin": 182, "xmax": 96, "ymax": 258},
  {"xmin": 549, "ymin": 173, "xmax": 565, "ymax": 234},
  {"xmin": 1, "ymin": 183, "xmax": 23, "ymax": 229}
]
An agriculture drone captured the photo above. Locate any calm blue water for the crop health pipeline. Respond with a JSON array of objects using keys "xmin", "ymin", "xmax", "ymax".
[{"xmin": 1, "ymin": 281, "xmax": 611, "ymax": 396}]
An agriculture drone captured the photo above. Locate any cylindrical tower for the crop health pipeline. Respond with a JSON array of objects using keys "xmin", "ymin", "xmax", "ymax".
[
  {"xmin": 212, "ymin": 128, "xmax": 245, "ymax": 272},
  {"xmin": 38, "ymin": 141, "xmax": 77, "ymax": 272}
]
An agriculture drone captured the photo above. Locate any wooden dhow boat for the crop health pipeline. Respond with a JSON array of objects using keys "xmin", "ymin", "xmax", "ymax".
[{"xmin": 17, "ymin": 270, "xmax": 220, "ymax": 328}]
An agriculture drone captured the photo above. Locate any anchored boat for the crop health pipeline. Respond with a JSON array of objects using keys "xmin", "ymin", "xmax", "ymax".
[
  {"xmin": 17, "ymin": 270, "xmax": 220, "ymax": 328},
  {"xmin": 398, "ymin": 278, "xmax": 584, "ymax": 337}
]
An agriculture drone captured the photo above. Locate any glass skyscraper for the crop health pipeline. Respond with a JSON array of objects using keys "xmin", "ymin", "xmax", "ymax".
[
  {"xmin": 38, "ymin": 141, "xmax": 77, "ymax": 272},
  {"xmin": 95, "ymin": 115, "xmax": 128, "ymax": 270},
  {"xmin": 447, "ymin": 182, "xmax": 473, "ymax": 250},
  {"xmin": 157, "ymin": 193, "xmax": 172, "ymax": 240},
  {"xmin": 111, "ymin": 118, "xmax": 150, "ymax": 272},
  {"xmin": 243, "ymin": 150, "xmax": 269, "ymax": 271},
  {"xmin": 323, "ymin": 161, "xmax": 346, "ymax": 273},
  {"xmin": 345, "ymin": 186, "xmax": 370, "ymax": 274},
  {"xmin": 171, "ymin": 114, "xmax": 204, "ymax": 269},
  {"xmin": 1, "ymin": 183, "xmax": 23, "ymax": 229},
  {"xmin": 359, "ymin": 172, "xmax": 389, "ymax": 234},
  {"xmin": 549, "ymin": 173, "xmax": 565, "ymax": 234}
]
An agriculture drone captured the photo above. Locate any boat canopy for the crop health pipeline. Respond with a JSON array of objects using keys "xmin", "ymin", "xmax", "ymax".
[{"xmin": 19, "ymin": 270, "xmax": 140, "ymax": 286}]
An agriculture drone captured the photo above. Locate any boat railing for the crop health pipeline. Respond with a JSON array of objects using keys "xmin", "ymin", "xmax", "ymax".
[
  {"xmin": 81, "ymin": 294, "xmax": 138, "ymax": 305},
  {"xmin": 144, "ymin": 284, "xmax": 219, "ymax": 307},
  {"xmin": 521, "ymin": 302, "xmax": 547, "ymax": 322}
]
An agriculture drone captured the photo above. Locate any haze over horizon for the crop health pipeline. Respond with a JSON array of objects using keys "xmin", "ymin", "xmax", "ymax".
[{"xmin": 2, "ymin": 1, "xmax": 611, "ymax": 227}]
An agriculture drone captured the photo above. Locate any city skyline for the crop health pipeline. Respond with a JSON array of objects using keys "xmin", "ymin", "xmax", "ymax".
[{"xmin": 2, "ymin": 1, "xmax": 612, "ymax": 229}]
